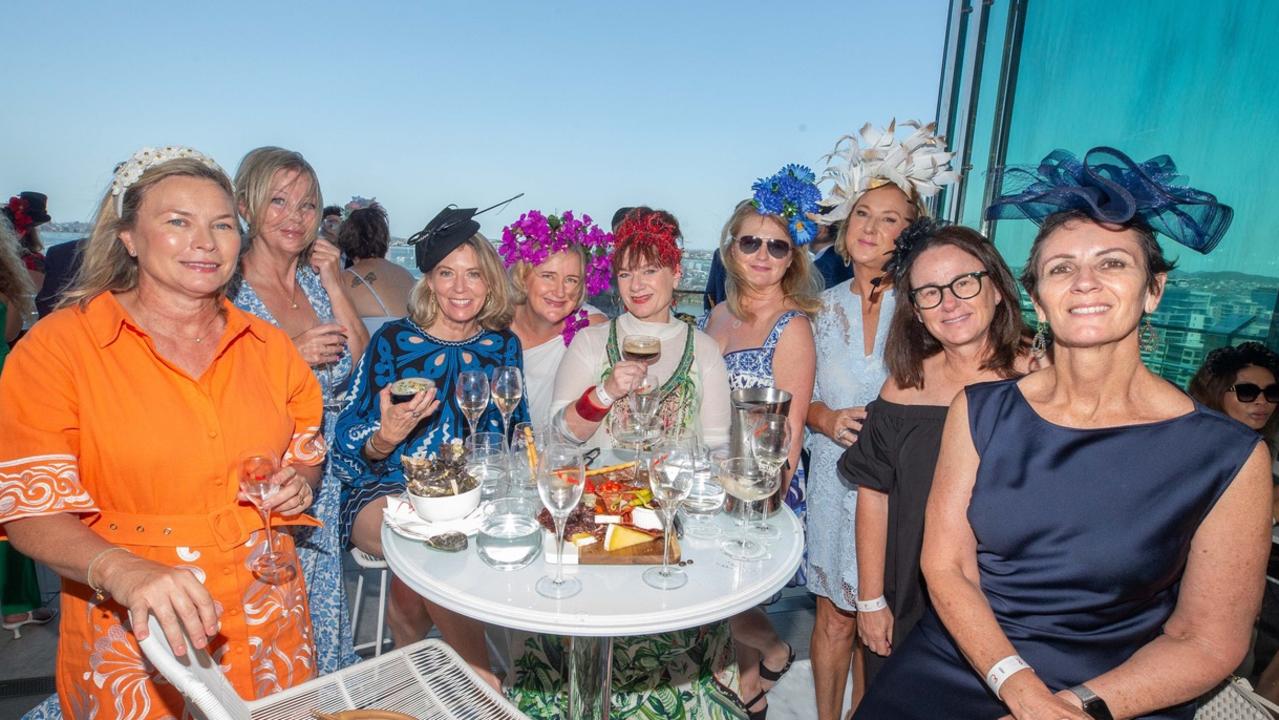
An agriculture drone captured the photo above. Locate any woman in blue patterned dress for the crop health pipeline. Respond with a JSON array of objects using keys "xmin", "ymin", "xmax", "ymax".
[
  {"xmin": 231, "ymin": 146, "xmax": 368, "ymax": 675},
  {"xmin": 333, "ymin": 209, "xmax": 527, "ymax": 689},
  {"xmin": 701, "ymin": 168, "xmax": 823, "ymax": 719}
]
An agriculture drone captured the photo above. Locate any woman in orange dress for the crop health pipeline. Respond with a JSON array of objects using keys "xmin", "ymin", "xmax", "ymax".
[{"xmin": 0, "ymin": 147, "xmax": 325, "ymax": 719}]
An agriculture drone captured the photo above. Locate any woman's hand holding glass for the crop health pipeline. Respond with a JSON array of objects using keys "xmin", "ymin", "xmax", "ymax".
[
  {"xmin": 376, "ymin": 384, "xmax": 440, "ymax": 446},
  {"xmin": 292, "ymin": 322, "xmax": 348, "ymax": 366},
  {"xmin": 236, "ymin": 463, "xmax": 313, "ymax": 517},
  {"xmin": 601, "ymin": 360, "xmax": 650, "ymax": 401}
]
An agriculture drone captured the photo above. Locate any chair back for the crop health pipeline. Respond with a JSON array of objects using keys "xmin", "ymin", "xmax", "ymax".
[{"xmin": 136, "ymin": 614, "xmax": 251, "ymax": 720}]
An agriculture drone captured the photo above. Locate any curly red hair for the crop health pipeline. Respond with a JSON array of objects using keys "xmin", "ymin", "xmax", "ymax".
[{"xmin": 612, "ymin": 207, "xmax": 682, "ymax": 272}]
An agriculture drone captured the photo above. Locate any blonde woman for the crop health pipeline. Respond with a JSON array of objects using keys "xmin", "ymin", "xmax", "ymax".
[
  {"xmin": 0, "ymin": 147, "xmax": 323, "ymax": 717},
  {"xmin": 231, "ymin": 146, "xmax": 367, "ymax": 673},
  {"xmin": 333, "ymin": 208, "xmax": 528, "ymax": 688}
]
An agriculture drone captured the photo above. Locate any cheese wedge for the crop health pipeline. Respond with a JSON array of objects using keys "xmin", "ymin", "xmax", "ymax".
[{"xmin": 604, "ymin": 524, "xmax": 656, "ymax": 552}]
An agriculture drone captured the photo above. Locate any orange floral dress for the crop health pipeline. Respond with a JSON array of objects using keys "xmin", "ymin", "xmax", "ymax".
[{"xmin": 0, "ymin": 293, "xmax": 326, "ymax": 719}]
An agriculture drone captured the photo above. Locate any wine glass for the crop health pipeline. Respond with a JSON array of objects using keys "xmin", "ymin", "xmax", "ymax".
[
  {"xmin": 313, "ymin": 313, "xmax": 344, "ymax": 413},
  {"xmin": 535, "ymin": 443, "xmax": 585, "ymax": 599},
  {"xmin": 622, "ymin": 334, "xmax": 661, "ymax": 366},
  {"xmin": 490, "ymin": 366, "xmax": 523, "ymax": 445},
  {"xmin": 682, "ymin": 444, "xmax": 726, "ymax": 539},
  {"xmin": 628, "ymin": 371, "xmax": 661, "ymax": 426},
  {"xmin": 455, "ymin": 370, "xmax": 491, "ymax": 440},
  {"xmin": 240, "ymin": 453, "xmax": 297, "ymax": 584},
  {"xmin": 718, "ymin": 456, "xmax": 779, "ymax": 561},
  {"xmin": 748, "ymin": 412, "xmax": 790, "ymax": 541},
  {"xmin": 644, "ymin": 443, "xmax": 695, "ymax": 590}
]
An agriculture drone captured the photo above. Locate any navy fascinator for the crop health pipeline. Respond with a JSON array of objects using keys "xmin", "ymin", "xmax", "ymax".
[{"xmin": 985, "ymin": 147, "xmax": 1232, "ymax": 254}]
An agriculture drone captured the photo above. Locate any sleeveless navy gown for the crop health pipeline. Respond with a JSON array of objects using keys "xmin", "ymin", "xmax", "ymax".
[{"xmin": 855, "ymin": 379, "xmax": 1260, "ymax": 720}]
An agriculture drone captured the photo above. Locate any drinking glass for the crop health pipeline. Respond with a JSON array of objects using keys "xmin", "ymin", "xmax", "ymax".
[
  {"xmin": 313, "ymin": 314, "xmax": 344, "ymax": 413},
  {"xmin": 477, "ymin": 496, "xmax": 542, "ymax": 570},
  {"xmin": 628, "ymin": 371, "xmax": 661, "ymax": 427},
  {"xmin": 644, "ymin": 444, "xmax": 694, "ymax": 590},
  {"xmin": 490, "ymin": 366, "xmax": 523, "ymax": 444},
  {"xmin": 535, "ymin": 444, "xmax": 585, "ymax": 599},
  {"xmin": 510, "ymin": 422, "xmax": 543, "ymax": 498},
  {"xmin": 240, "ymin": 453, "xmax": 297, "ymax": 583},
  {"xmin": 718, "ymin": 456, "xmax": 779, "ymax": 561},
  {"xmin": 466, "ymin": 431, "xmax": 508, "ymax": 500},
  {"xmin": 621, "ymin": 334, "xmax": 661, "ymax": 366},
  {"xmin": 749, "ymin": 412, "xmax": 790, "ymax": 541},
  {"xmin": 682, "ymin": 444, "xmax": 726, "ymax": 539},
  {"xmin": 455, "ymin": 370, "xmax": 491, "ymax": 440}
]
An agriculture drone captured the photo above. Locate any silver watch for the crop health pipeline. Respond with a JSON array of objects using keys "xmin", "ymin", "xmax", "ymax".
[{"xmin": 1066, "ymin": 684, "xmax": 1113, "ymax": 720}]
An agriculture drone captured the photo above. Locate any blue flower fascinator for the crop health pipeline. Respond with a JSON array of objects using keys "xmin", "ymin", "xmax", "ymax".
[
  {"xmin": 751, "ymin": 164, "xmax": 823, "ymax": 246},
  {"xmin": 985, "ymin": 147, "xmax": 1232, "ymax": 254}
]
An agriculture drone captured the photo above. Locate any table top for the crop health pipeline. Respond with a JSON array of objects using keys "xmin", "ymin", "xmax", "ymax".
[{"xmin": 382, "ymin": 507, "xmax": 804, "ymax": 637}]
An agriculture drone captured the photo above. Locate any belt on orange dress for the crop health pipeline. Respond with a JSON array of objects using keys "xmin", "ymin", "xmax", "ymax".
[{"xmin": 88, "ymin": 504, "xmax": 322, "ymax": 552}]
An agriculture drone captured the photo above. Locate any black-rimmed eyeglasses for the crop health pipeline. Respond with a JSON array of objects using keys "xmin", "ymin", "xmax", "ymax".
[
  {"xmin": 1231, "ymin": 382, "xmax": 1279, "ymax": 404},
  {"xmin": 909, "ymin": 271, "xmax": 989, "ymax": 309}
]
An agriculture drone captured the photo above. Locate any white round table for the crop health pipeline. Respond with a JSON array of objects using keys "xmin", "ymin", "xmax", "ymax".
[{"xmin": 382, "ymin": 507, "xmax": 803, "ymax": 719}]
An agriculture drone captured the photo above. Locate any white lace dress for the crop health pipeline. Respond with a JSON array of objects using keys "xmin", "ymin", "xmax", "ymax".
[{"xmin": 803, "ymin": 282, "xmax": 894, "ymax": 611}]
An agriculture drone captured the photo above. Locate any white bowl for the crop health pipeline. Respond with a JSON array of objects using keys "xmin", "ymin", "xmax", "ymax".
[{"xmin": 407, "ymin": 483, "xmax": 482, "ymax": 523}]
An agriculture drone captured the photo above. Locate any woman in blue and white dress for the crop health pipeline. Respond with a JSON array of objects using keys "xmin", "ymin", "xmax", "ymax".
[
  {"xmin": 231, "ymin": 146, "xmax": 369, "ymax": 675},
  {"xmin": 701, "ymin": 167, "xmax": 823, "ymax": 720}
]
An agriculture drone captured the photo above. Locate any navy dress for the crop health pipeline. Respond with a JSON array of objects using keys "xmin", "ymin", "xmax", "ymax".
[{"xmin": 855, "ymin": 379, "xmax": 1260, "ymax": 720}]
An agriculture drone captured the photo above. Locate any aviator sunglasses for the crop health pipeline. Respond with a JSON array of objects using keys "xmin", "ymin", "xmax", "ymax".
[
  {"xmin": 736, "ymin": 235, "xmax": 793, "ymax": 260},
  {"xmin": 1230, "ymin": 382, "xmax": 1279, "ymax": 404}
]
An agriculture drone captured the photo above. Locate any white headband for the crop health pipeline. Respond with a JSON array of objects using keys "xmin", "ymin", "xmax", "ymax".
[{"xmin": 111, "ymin": 146, "xmax": 224, "ymax": 216}]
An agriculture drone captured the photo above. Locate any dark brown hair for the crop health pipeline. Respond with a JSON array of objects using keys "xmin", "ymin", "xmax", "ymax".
[
  {"xmin": 1188, "ymin": 341, "xmax": 1279, "ymax": 450},
  {"xmin": 1019, "ymin": 209, "xmax": 1175, "ymax": 301},
  {"xmin": 884, "ymin": 225, "xmax": 1026, "ymax": 389},
  {"xmin": 339, "ymin": 205, "xmax": 390, "ymax": 260}
]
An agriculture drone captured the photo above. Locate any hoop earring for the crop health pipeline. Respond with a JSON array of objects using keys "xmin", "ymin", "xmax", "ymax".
[
  {"xmin": 1031, "ymin": 319, "xmax": 1049, "ymax": 360},
  {"xmin": 1139, "ymin": 315, "xmax": 1160, "ymax": 354}
]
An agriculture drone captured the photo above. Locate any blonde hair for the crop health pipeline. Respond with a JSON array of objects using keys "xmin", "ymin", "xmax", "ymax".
[
  {"xmin": 409, "ymin": 235, "xmax": 514, "ymax": 332},
  {"xmin": 508, "ymin": 246, "xmax": 588, "ymax": 306},
  {"xmin": 233, "ymin": 146, "xmax": 322, "ymax": 247},
  {"xmin": 61, "ymin": 158, "xmax": 236, "ymax": 309},
  {"xmin": 719, "ymin": 200, "xmax": 822, "ymax": 320},
  {"xmin": 834, "ymin": 182, "xmax": 928, "ymax": 264},
  {"xmin": 0, "ymin": 215, "xmax": 35, "ymax": 316}
]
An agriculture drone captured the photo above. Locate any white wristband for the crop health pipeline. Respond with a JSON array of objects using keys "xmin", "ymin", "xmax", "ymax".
[
  {"xmin": 594, "ymin": 385, "xmax": 614, "ymax": 407},
  {"xmin": 985, "ymin": 655, "xmax": 1031, "ymax": 699},
  {"xmin": 854, "ymin": 596, "xmax": 887, "ymax": 612}
]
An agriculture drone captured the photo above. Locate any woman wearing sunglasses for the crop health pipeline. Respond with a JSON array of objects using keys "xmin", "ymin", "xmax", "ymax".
[
  {"xmin": 1188, "ymin": 342, "xmax": 1279, "ymax": 447},
  {"xmin": 700, "ymin": 166, "xmax": 823, "ymax": 719},
  {"xmin": 842, "ymin": 221, "xmax": 1028, "ymax": 691},
  {"xmin": 804, "ymin": 121, "xmax": 958, "ymax": 719},
  {"xmin": 856, "ymin": 148, "xmax": 1270, "ymax": 720}
]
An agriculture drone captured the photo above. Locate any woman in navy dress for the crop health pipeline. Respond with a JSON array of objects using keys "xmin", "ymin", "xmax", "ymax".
[
  {"xmin": 333, "ymin": 208, "xmax": 527, "ymax": 689},
  {"xmin": 855, "ymin": 148, "xmax": 1271, "ymax": 719}
]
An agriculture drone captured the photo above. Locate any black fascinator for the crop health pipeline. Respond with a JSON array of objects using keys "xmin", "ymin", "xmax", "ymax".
[
  {"xmin": 407, "ymin": 193, "xmax": 524, "ymax": 274},
  {"xmin": 985, "ymin": 147, "xmax": 1232, "ymax": 254},
  {"xmin": 873, "ymin": 217, "xmax": 947, "ymax": 289}
]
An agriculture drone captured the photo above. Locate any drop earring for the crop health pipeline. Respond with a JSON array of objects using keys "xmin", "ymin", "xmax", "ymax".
[
  {"xmin": 1031, "ymin": 318, "xmax": 1049, "ymax": 360},
  {"xmin": 1139, "ymin": 315, "xmax": 1160, "ymax": 353}
]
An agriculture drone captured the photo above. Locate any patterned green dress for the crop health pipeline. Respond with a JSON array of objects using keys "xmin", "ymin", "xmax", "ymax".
[{"xmin": 507, "ymin": 319, "xmax": 747, "ymax": 720}]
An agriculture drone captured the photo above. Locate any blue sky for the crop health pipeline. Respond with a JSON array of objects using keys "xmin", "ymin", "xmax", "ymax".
[{"xmin": 2, "ymin": 1, "xmax": 949, "ymax": 249}]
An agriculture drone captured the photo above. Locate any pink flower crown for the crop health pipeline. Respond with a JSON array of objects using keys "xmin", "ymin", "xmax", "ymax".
[{"xmin": 498, "ymin": 210, "xmax": 614, "ymax": 297}]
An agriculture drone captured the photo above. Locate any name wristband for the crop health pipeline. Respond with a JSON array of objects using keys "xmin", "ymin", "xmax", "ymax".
[
  {"xmin": 575, "ymin": 387, "xmax": 610, "ymax": 423},
  {"xmin": 854, "ymin": 596, "xmax": 888, "ymax": 612},
  {"xmin": 594, "ymin": 384, "xmax": 615, "ymax": 407},
  {"xmin": 986, "ymin": 655, "xmax": 1031, "ymax": 699}
]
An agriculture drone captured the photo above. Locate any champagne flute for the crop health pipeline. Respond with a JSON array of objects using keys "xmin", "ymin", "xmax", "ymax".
[
  {"xmin": 622, "ymin": 334, "xmax": 661, "ymax": 366},
  {"xmin": 749, "ymin": 412, "xmax": 790, "ymax": 541},
  {"xmin": 644, "ymin": 443, "xmax": 694, "ymax": 590},
  {"xmin": 491, "ymin": 366, "xmax": 523, "ymax": 445},
  {"xmin": 718, "ymin": 456, "xmax": 778, "ymax": 561},
  {"xmin": 455, "ymin": 370, "xmax": 491, "ymax": 440},
  {"xmin": 240, "ymin": 453, "xmax": 297, "ymax": 584},
  {"xmin": 535, "ymin": 444, "xmax": 585, "ymax": 599}
]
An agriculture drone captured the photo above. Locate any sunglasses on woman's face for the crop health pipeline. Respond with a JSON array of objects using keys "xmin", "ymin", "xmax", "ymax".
[
  {"xmin": 736, "ymin": 235, "xmax": 792, "ymax": 260},
  {"xmin": 1231, "ymin": 383, "xmax": 1279, "ymax": 404}
]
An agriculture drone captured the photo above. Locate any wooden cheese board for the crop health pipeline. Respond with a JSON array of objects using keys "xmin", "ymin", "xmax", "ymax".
[{"xmin": 578, "ymin": 533, "xmax": 680, "ymax": 565}]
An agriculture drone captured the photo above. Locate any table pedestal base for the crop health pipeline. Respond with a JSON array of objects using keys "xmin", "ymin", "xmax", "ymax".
[{"xmin": 569, "ymin": 635, "xmax": 613, "ymax": 719}]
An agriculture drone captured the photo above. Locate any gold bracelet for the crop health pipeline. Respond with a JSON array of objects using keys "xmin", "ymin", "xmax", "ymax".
[
  {"xmin": 367, "ymin": 429, "xmax": 393, "ymax": 457},
  {"xmin": 87, "ymin": 547, "xmax": 132, "ymax": 602}
]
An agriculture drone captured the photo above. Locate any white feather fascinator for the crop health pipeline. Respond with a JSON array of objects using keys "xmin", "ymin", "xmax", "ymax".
[{"xmin": 815, "ymin": 119, "xmax": 960, "ymax": 224}]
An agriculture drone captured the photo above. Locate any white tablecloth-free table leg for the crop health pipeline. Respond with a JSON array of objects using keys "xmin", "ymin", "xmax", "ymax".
[{"xmin": 569, "ymin": 635, "xmax": 613, "ymax": 719}]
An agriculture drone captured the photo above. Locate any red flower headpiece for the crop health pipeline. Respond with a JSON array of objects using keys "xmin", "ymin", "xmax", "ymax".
[
  {"xmin": 614, "ymin": 208, "xmax": 682, "ymax": 269},
  {"xmin": 4, "ymin": 197, "xmax": 34, "ymax": 237}
]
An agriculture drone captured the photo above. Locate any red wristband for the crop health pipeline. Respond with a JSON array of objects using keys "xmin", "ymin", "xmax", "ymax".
[{"xmin": 575, "ymin": 386, "xmax": 610, "ymax": 422}]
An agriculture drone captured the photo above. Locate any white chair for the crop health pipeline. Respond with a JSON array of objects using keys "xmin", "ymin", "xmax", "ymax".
[
  {"xmin": 138, "ymin": 616, "xmax": 530, "ymax": 720},
  {"xmin": 350, "ymin": 547, "xmax": 391, "ymax": 656}
]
